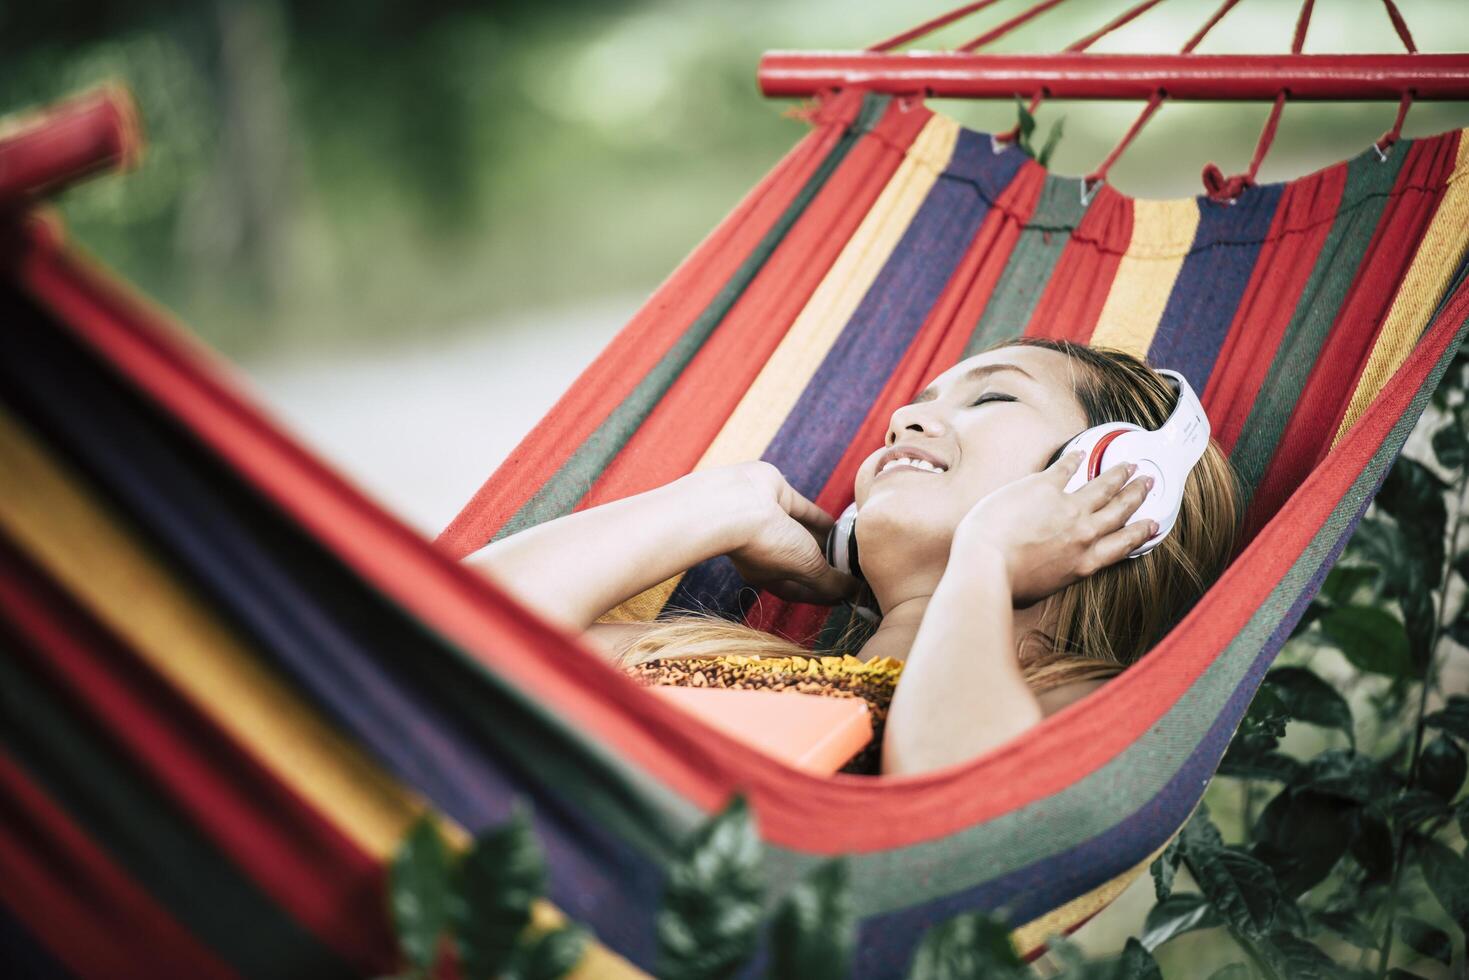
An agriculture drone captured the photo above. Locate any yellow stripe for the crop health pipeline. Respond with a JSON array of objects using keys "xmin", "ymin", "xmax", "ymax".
[
  {"xmin": 1009, "ymin": 831, "xmax": 1174, "ymax": 956},
  {"xmin": 1331, "ymin": 133, "xmax": 1469, "ymax": 447},
  {"xmin": 0, "ymin": 406, "xmax": 641, "ymax": 977},
  {"xmin": 1088, "ymin": 199, "xmax": 1201, "ymax": 357},
  {"xmin": 603, "ymin": 114, "xmax": 963, "ymax": 622}
]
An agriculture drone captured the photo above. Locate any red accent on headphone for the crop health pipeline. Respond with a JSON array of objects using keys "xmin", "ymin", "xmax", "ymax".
[{"xmin": 1088, "ymin": 429, "xmax": 1129, "ymax": 480}]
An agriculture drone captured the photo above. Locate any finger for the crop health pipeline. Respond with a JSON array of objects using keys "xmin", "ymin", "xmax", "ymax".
[
  {"xmin": 1046, "ymin": 449, "xmax": 1087, "ymax": 487},
  {"xmin": 784, "ymin": 488, "xmax": 836, "ymax": 535},
  {"xmin": 1073, "ymin": 460, "xmax": 1137, "ymax": 510},
  {"xmin": 1090, "ymin": 473, "xmax": 1153, "ymax": 531},
  {"xmin": 1091, "ymin": 517, "xmax": 1159, "ymax": 566},
  {"xmin": 771, "ymin": 563, "xmax": 860, "ymax": 604}
]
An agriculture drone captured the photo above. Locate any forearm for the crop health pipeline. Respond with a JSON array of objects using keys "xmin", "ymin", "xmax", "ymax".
[
  {"xmin": 465, "ymin": 471, "xmax": 752, "ymax": 632},
  {"xmin": 881, "ymin": 547, "xmax": 1043, "ymax": 776}
]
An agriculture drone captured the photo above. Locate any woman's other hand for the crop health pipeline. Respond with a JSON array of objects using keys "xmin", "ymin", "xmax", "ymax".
[
  {"xmin": 700, "ymin": 461, "xmax": 859, "ymax": 605},
  {"xmin": 951, "ymin": 451, "xmax": 1157, "ymax": 606}
]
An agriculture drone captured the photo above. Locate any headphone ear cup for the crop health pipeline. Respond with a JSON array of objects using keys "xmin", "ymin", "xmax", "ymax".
[
  {"xmin": 1059, "ymin": 424, "xmax": 1144, "ymax": 495},
  {"xmin": 825, "ymin": 502, "xmax": 863, "ymax": 582}
]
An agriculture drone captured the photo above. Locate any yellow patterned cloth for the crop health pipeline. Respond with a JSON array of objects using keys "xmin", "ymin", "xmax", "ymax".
[{"xmin": 624, "ymin": 653, "xmax": 904, "ymax": 774}]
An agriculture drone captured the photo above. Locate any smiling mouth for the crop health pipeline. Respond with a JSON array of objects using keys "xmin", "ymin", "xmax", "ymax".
[{"xmin": 877, "ymin": 457, "xmax": 947, "ymax": 476}]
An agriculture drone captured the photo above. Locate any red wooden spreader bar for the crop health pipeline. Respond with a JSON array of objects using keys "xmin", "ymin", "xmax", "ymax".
[
  {"xmin": 758, "ymin": 52, "xmax": 1469, "ymax": 101},
  {"xmin": 0, "ymin": 85, "xmax": 142, "ymax": 212}
]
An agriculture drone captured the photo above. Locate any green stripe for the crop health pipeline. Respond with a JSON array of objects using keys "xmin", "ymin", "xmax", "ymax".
[
  {"xmin": 964, "ymin": 172, "xmax": 1090, "ymax": 355},
  {"xmin": 495, "ymin": 93, "xmax": 893, "ymax": 541},
  {"xmin": 0, "ymin": 645, "xmax": 354, "ymax": 979},
  {"xmin": 756, "ymin": 288, "xmax": 1469, "ymax": 915},
  {"xmin": 1231, "ymin": 141, "xmax": 1412, "ymax": 502}
]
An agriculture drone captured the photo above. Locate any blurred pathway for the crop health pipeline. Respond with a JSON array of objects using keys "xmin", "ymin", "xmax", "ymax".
[{"xmin": 241, "ymin": 296, "xmax": 642, "ymax": 539}]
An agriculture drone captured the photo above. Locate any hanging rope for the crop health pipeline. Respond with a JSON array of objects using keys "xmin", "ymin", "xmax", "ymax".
[
  {"xmin": 994, "ymin": 0, "xmax": 1172, "ymax": 145},
  {"xmin": 1372, "ymin": 0, "xmax": 1418, "ymax": 156},
  {"xmin": 1199, "ymin": 0, "xmax": 1315, "ymax": 202},
  {"xmin": 957, "ymin": 0, "xmax": 1078, "ymax": 53},
  {"xmin": 866, "ymin": 0, "xmax": 1010, "ymax": 52},
  {"xmin": 1075, "ymin": 0, "xmax": 1244, "ymax": 200}
]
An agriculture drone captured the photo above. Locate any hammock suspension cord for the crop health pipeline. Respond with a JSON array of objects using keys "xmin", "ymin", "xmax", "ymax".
[{"xmin": 768, "ymin": 0, "xmax": 1448, "ymax": 201}]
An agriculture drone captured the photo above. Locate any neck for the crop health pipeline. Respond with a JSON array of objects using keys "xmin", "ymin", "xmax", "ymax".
[{"xmin": 859, "ymin": 587, "xmax": 1050, "ymax": 664}]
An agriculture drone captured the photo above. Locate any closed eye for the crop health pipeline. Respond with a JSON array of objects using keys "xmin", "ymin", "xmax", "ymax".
[{"xmin": 970, "ymin": 392, "xmax": 1018, "ymax": 407}]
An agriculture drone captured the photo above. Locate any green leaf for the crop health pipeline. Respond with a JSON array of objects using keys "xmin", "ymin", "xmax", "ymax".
[
  {"xmin": 1312, "ymin": 908, "xmax": 1377, "ymax": 948},
  {"xmin": 1139, "ymin": 893, "xmax": 1221, "ymax": 951},
  {"xmin": 1180, "ymin": 806, "xmax": 1281, "ymax": 941},
  {"xmin": 1424, "ymin": 695, "xmax": 1469, "ymax": 742},
  {"xmin": 1431, "ymin": 416, "xmax": 1467, "ymax": 469},
  {"xmin": 1204, "ymin": 965, "xmax": 1251, "ymax": 980},
  {"xmin": 906, "ymin": 909, "xmax": 1027, "ymax": 980},
  {"xmin": 1385, "ymin": 969, "xmax": 1431, "ymax": 980},
  {"xmin": 1349, "ymin": 810, "xmax": 1395, "ymax": 883},
  {"xmin": 1374, "ymin": 458, "xmax": 1448, "ymax": 590},
  {"xmin": 1396, "ymin": 915, "xmax": 1452, "ymax": 965},
  {"xmin": 503, "ymin": 925, "xmax": 588, "ymax": 980},
  {"xmin": 1459, "ymin": 797, "xmax": 1469, "ymax": 841},
  {"xmin": 1111, "ymin": 936, "xmax": 1162, "ymax": 980},
  {"xmin": 1150, "ymin": 835, "xmax": 1182, "ymax": 902},
  {"xmin": 1322, "ymin": 565, "xmax": 1378, "ymax": 605},
  {"xmin": 453, "ymin": 802, "xmax": 546, "ymax": 980},
  {"xmin": 1264, "ymin": 666, "xmax": 1355, "ymax": 744},
  {"xmin": 656, "ymin": 794, "xmax": 764, "ymax": 980},
  {"xmin": 1037, "ymin": 116, "xmax": 1065, "ymax": 168},
  {"xmin": 1263, "ymin": 931, "xmax": 1340, "ymax": 979},
  {"xmin": 1319, "ymin": 605, "xmax": 1413, "ymax": 677},
  {"xmin": 1250, "ymin": 789, "xmax": 1356, "ymax": 897},
  {"xmin": 1398, "ymin": 587, "xmax": 1437, "ymax": 674},
  {"xmin": 391, "ymin": 813, "xmax": 453, "ymax": 971},
  {"xmin": 1419, "ymin": 735, "xmax": 1467, "ymax": 800},
  {"xmin": 1346, "ymin": 516, "xmax": 1423, "ymax": 611},
  {"xmin": 1217, "ymin": 746, "xmax": 1302, "ymax": 783},
  {"xmin": 770, "ymin": 859, "xmax": 855, "ymax": 980},
  {"xmin": 1302, "ymin": 749, "xmax": 1401, "ymax": 804},
  {"xmin": 1013, "ymin": 95, "xmax": 1036, "ymax": 141},
  {"xmin": 1387, "ymin": 788, "xmax": 1452, "ymax": 830},
  {"xmin": 1417, "ymin": 838, "xmax": 1469, "ymax": 934}
]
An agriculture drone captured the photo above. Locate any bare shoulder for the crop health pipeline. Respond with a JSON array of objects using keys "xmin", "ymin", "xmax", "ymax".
[
  {"xmin": 1034, "ymin": 676, "xmax": 1113, "ymax": 719},
  {"xmin": 582, "ymin": 621, "xmax": 657, "ymax": 662}
]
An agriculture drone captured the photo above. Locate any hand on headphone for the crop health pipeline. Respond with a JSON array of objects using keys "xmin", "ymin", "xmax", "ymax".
[
  {"xmin": 719, "ymin": 461, "xmax": 861, "ymax": 605},
  {"xmin": 950, "ymin": 450, "xmax": 1158, "ymax": 607}
]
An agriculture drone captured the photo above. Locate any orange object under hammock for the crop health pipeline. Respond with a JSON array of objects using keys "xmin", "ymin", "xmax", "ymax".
[{"xmin": 2, "ymin": 1, "xmax": 1468, "ymax": 975}]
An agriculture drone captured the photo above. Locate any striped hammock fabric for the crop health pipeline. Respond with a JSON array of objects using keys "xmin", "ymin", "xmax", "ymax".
[{"xmin": 2, "ymin": 85, "xmax": 1467, "ymax": 979}]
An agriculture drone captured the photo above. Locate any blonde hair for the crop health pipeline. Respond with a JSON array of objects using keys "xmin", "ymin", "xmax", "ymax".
[{"xmin": 620, "ymin": 338, "xmax": 1244, "ymax": 698}]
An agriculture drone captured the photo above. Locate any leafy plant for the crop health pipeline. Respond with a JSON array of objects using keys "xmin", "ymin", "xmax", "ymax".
[
  {"xmin": 1012, "ymin": 95, "xmax": 1066, "ymax": 167},
  {"xmin": 383, "ymin": 804, "xmax": 586, "ymax": 980}
]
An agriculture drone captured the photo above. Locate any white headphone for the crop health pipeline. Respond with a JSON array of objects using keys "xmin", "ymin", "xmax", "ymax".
[{"xmin": 824, "ymin": 367, "xmax": 1210, "ymax": 580}]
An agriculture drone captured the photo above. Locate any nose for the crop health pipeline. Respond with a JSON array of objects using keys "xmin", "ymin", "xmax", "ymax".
[{"xmin": 885, "ymin": 402, "xmax": 947, "ymax": 446}]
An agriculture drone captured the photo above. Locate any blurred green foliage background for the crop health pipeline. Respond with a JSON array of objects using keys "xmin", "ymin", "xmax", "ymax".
[{"xmin": 5, "ymin": 0, "xmax": 1469, "ymax": 359}]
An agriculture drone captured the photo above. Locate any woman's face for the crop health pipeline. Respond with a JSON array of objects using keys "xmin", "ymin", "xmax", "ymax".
[{"xmin": 851, "ymin": 346, "xmax": 1091, "ymax": 576}]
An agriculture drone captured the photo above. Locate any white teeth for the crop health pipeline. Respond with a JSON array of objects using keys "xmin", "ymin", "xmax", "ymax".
[{"xmin": 880, "ymin": 457, "xmax": 944, "ymax": 475}]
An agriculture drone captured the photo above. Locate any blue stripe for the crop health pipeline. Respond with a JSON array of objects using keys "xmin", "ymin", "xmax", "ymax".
[{"xmin": 1147, "ymin": 184, "xmax": 1284, "ymax": 391}]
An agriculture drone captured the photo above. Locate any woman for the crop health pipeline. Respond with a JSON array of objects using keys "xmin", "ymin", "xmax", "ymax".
[{"xmin": 467, "ymin": 337, "xmax": 1244, "ymax": 776}]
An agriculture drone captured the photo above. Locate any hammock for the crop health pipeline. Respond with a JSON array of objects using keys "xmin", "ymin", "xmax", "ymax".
[{"xmin": 3, "ymin": 4, "xmax": 1469, "ymax": 973}]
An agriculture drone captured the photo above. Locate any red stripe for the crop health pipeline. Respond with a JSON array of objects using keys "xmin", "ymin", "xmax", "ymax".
[
  {"xmin": 581, "ymin": 99, "xmax": 935, "ymax": 509},
  {"xmin": 0, "ymin": 535, "xmax": 398, "ymax": 975},
  {"xmin": 434, "ymin": 90, "xmax": 871, "ymax": 558},
  {"xmin": 1245, "ymin": 130, "xmax": 1461, "ymax": 542},
  {"xmin": 1024, "ymin": 184, "xmax": 1134, "ymax": 343},
  {"xmin": 1201, "ymin": 162, "xmax": 1347, "ymax": 455},
  {"xmin": 750, "ymin": 162, "xmax": 1049, "ymax": 643},
  {"xmin": 0, "ymin": 753, "xmax": 242, "ymax": 980},
  {"xmin": 13, "ymin": 151, "xmax": 1468, "ymax": 850}
]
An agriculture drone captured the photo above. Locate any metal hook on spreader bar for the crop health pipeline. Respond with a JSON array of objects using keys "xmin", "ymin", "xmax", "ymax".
[{"xmin": 1080, "ymin": 176, "xmax": 1103, "ymax": 206}]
